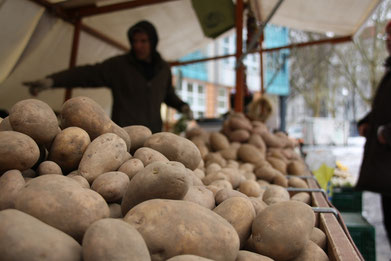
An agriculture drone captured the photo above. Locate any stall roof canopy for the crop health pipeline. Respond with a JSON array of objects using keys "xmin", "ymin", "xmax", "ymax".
[{"xmin": 44, "ymin": 0, "xmax": 381, "ymax": 60}]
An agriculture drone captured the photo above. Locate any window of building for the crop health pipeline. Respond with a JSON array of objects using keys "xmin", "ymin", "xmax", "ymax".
[{"xmin": 187, "ymin": 83, "xmax": 193, "ymax": 92}]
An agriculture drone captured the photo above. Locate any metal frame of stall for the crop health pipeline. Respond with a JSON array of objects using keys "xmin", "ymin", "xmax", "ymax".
[{"xmin": 27, "ymin": 1, "xmax": 364, "ymax": 259}]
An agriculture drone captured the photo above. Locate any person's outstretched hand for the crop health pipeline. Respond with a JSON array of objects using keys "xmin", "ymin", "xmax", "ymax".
[
  {"xmin": 181, "ymin": 104, "xmax": 193, "ymax": 120},
  {"xmin": 23, "ymin": 78, "xmax": 53, "ymax": 96}
]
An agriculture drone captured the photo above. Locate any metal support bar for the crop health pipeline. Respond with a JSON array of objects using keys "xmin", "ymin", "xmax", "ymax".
[
  {"xmin": 286, "ymin": 175, "xmax": 317, "ymax": 180},
  {"xmin": 312, "ymin": 207, "xmax": 339, "ymax": 217},
  {"xmin": 286, "ymin": 187, "xmax": 327, "ymax": 197},
  {"xmin": 234, "ymin": 0, "xmax": 244, "ymax": 112},
  {"xmin": 236, "ymin": 0, "xmax": 285, "ymax": 68}
]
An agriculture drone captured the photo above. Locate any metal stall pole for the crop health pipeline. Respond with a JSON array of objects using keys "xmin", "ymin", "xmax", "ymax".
[
  {"xmin": 64, "ymin": 18, "xmax": 81, "ymax": 102},
  {"xmin": 234, "ymin": 0, "xmax": 244, "ymax": 112}
]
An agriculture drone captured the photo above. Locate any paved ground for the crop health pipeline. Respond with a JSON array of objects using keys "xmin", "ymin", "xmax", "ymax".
[{"xmin": 305, "ymin": 138, "xmax": 391, "ymax": 261}]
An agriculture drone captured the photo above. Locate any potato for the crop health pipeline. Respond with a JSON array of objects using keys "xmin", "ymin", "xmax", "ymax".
[
  {"xmin": 272, "ymin": 173, "xmax": 288, "ymax": 187},
  {"xmin": 202, "ymin": 172, "xmax": 229, "ymax": 186},
  {"xmin": 228, "ymin": 129, "xmax": 250, "ymax": 142},
  {"xmin": 229, "ymin": 116, "xmax": 252, "ymax": 131},
  {"xmin": 124, "ymin": 199, "xmax": 240, "ymax": 261},
  {"xmin": 9, "ymin": 99, "xmax": 59, "ymax": 147},
  {"xmin": 166, "ymin": 255, "xmax": 213, "ymax": 261},
  {"xmin": 206, "ymin": 162, "xmax": 222, "ymax": 174},
  {"xmin": 215, "ymin": 188, "xmax": 248, "ymax": 205},
  {"xmin": 205, "ymin": 152, "xmax": 226, "ymax": 167},
  {"xmin": 0, "ymin": 116, "xmax": 13, "ymax": 131},
  {"xmin": 48, "ymin": 127, "xmax": 90, "ymax": 173},
  {"xmin": 220, "ymin": 168, "xmax": 242, "ymax": 188},
  {"xmin": 118, "ymin": 158, "xmax": 144, "ymax": 180},
  {"xmin": 262, "ymin": 184, "xmax": 290, "ymax": 205},
  {"xmin": 248, "ymin": 197, "xmax": 268, "ymax": 215},
  {"xmin": 238, "ymin": 144, "xmax": 265, "ymax": 164},
  {"xmin": 22, "ymin": 169, "xmax": 37, "ymax": 178},
  {"xmin": 219, "ymin": 147, "xmax": 238, "ymax": 160},
  {"xmin": 109, "ymin": 203, "xmax": 123, "ymax": 218},
  {"xmin": 79, "ymin": 133, "xmax": 128, "ymax": 183},
  {"xmin": 242, "ymin": 171, "xmax": 256, "ymax": 181},
  {"xmin": 239, "ymin": 180, "xmax": 262, "ymax": 197},
  {"xmin": 254, "ymin": 166, "xmax": 279, "ymax": 182},
  {"xmin": 134, "ymin": 147, "xmax": 169, "ymax": 166},
  {"xmin": 288, "ymin": 176, "xmax": 309, "ymax": 189},
  {"xmin": 310, "ymin": 227, "xmax": 327, "ymax": 250},
  {"xmin": 266, "ymin": 156, "xmax": 287, "ymax": 174},
  {"xmin": 252, "ymin": 201, "xmax": 315, "ymax": 260},
  {"xmin": 82, "ymin": 218, "xmax": 150, "ymax": 261},
  {"xmin": 0, "ymin": 170, "xmax": 25, "ymax": 210},
  {"xmin": 15, "ymin": 175, "xmax": 110, "ymax": 241},
  {"xmin": 187, "ymin": 169, "xmax": 204, "ymax": 186},
  {"xmin": 236, "ymin": 250, "xmax": 273, "ymax": 261},
  {"xmin": 290, "ymin": 240, "xmax": 329, "ymax": 261},
  {"xmin": 239, "ymin": 163, "xmax": 255, "ymax": 173},
  {"xmin": 91, "ymin": 171, "xmax": 130, "ymax": 203},
  {"xmin": 0, "ymin": 131, "xmax": 40, "ymax": 172},
  {"xmin": 37, "ymin": 160, "xmax": 63, "ymax": 175},
  {"xmin": 248, "ymin": 134, "xmax": 266, "ymax": 155},
  {"xmin": 60, "ymin": 96, "xmax": 113, "ymax": 140},
  {"xmin": 206, "ymin": 185, "xmax": 221, "ymax": 196},
  {"xmin": 260, "ymin": 131, "xmax": 284, "ymax": 148},
  {"xmin": 144, "ymin": 132, "xmax": 201, "ymax": 170},
  {"xmin": 183, "ymin": 186, "xmax": 215, "ymax": 209},
  {"xmin": 209, "ymin": 179, "xmax": 233, "ymax": 190},
  {"xmin": 213, "ymin": 197, "xmax": 256, "ymax": 247},
  {"xmin": 121, "ymin": 161, "xmax": 191, "ymax": 215},
  {"xmin": 67, "ymin": 170, "xmax": 79, "ymax": 177},
  {"xmin": 288, "ymin": 160, "xmax": 307, "ymax": 175},
  {"xmin": 0, "ymin": 209, "xmax": 81, "ymax": 261},
  {"xmin": 124, "ymin": 125, "xmax": 152, "ymax": 154},
  {"xmin": 210, "ymin": 132, "xmax": 230, "ymax": 151},
  {"xmin": 70, "ymin": 175, "xmax": 90, "ymax": 189},
  {"xmin": 291, "ymin": 192, "xmax": 311, "ymax": 205},
  {"xmin": 193, "ymin": 168, "xmax": 205, "ymax": 179}
]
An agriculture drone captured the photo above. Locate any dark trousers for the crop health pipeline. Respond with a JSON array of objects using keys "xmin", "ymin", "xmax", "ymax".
[{"xmin": 381, "ymin": 194, "xmax": 391, "ymax": 246}]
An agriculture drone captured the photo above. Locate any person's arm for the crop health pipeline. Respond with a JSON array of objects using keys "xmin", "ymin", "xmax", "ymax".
[
  {"xmin": 164, "ymin": 71, "xmax": 192, "ymax": 119},
  {"xmin": 23, "ymin": 59, "xmax": 113, "ymax": 96}
]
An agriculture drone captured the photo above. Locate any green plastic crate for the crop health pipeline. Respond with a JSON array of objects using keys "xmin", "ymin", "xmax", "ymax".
[
  {"xmin": 332, "ymin": 187, "xmax": 362, "ymax": 213},
  {"xmin": 341, "ymin": 213, "xmax": 376, "ymax": 261}
]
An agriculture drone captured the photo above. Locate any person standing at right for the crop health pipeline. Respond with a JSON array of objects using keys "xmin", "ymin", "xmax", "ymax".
[{"xmin": 356, "ymin": 21, "xmax": 391, "ymax": 248}]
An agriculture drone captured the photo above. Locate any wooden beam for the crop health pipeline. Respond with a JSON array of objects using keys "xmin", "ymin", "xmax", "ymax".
[
  {"xmin": 81, "ymin": 23, "xmax": 129, "ymax": 52},
  {"xmin": 71, "ymin": 0, "xmax": 179, "ymax": 18}
]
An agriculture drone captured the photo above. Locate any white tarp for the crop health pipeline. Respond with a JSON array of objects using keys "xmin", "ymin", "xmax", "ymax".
[{"xmin": 250, "ymin": 0, "xmax": 381, "ymax": 36}]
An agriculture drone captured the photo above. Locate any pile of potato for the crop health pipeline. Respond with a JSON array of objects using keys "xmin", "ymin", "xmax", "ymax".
[{"xmin": 0, "ymin": 97, "xmax": 329, "ymax": 261}]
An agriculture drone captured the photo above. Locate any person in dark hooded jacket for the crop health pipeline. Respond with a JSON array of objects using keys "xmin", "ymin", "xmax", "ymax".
[{"xmin": 23, "ymin": 20, "xmax": 192, "ymax": 133}]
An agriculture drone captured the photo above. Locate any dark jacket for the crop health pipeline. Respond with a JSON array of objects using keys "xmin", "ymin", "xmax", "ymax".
[
  {"xmin": 49, "ymin": 21, "xmax": 186, "ymax": 133},
  {"xmin": 356, "ymin": 57, "xmax": 391, "ymax": 195}
]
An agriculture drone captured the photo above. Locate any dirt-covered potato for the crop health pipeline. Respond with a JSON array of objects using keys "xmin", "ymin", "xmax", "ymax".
[
  {"xmin": 215, "ymin": 188, "xmax": 248, "ymax": 205},
  {"xmin": 236, "ymin": 250, "xmax": 273, "ymax": 261},
  {"xmin": 252, "ymin": 201, "xmax": 315, "ymax": 260},
  {"xmin": 121, "ymin": 161, "xmax": 191, "ymax": 215},
  {"xmin": 0, "ymin": 116, "xmax": 13, "ymax": 131},
  {"xmin": 288, "ymin": 176, "xmax": 309, "ymax": 189},
  {"xmin": 206, "ymin": 162, "xmax": 222, "ymax": 174},
  {"xmin": 291, "ymin": 192, "xmax": 311, "ymax": 205},
  {"xmin": 260, "ymin": 131, "xmax": 284, "ymax": 148},
  {"xmin": 124, "ymin": 199, "xmax": 240, "ymax": 261},
  {"xmin": 262, "ymin": 184, "xmax": 290, "ymax": 205},
  {"xmin": 310, "ymin": 227, "xmax": 327, "ymax": 250},
  {"xmin": 124, "ymin": 125, "xmax": 152, "ymax": 154},
  {"xmin": 9, "ymin": 99, "xmax": 59, "ymax": 147},
  {"xmin": 254, "ymin": 166, "xmax": 280, "ymax": 182},
  {"xmin": 60, "ymin": 96, "xmax": 121, "ymax": 141},
  {"xmin": 166, "ymin": 255, "xmax": 214, "ymax": 261},
  {"xmin": 204, "ymin": 152, "xmax": 226, "ymax": 167},
  {"xmin": 48, "ymin": 127, "xmax": 90, "ymax": 173},
  {"xmin": 118, "ymin": 158, "xmax": 144, "ymax": 180},
  {"xmin": 228, "ymin": 129, "xmax": 250, "ymax": 143},
  {"xmin": 183, "ymin": 186, "xmax": 215, "ymax": 209},
  {"xmin": 290, "ymin": 240, "xmax": 329, "ymax": 261},
  {"xmin": 213, "ymin": 197, "xmax": 256, "ymax": 247},
  {"xmin": 144, "ymin": 132, "xmax": 202, "ymax": 170},
  {"xmin": 209, "ymin": 179, "xmax": 233, "ymax": 191},
  {"xmin": 228, "ymin": 116, "xmax": 252, "ymax": 131},
  {"xmin": 15, "ymin": 175, "xmax": 110, "ymax": 241},
  {"xmin": 288, "ymin": 160, "xmax": 307, "ymax": 175},
  {"xmin": 202, "ymin": 172, "xmax": 229, "ymax": 186},
  {"xmin": 272, "ymin": 173, "xmax": 288, "ymax": 187},
  {"xmin": 37, "ymin": 160, "xmax": 63, "ymax": 175},
  {"xmin": 79, "ymin": 133, "xmax": 128, "ymax": 183},
  {"xmin": 238, "ymin": 144, "xmax": 265, "ymax": 164},
  {"xmin": 210, "ymin": 132, "xmax": 230, "ymax": 151},
  {"xmin": 193, "ymin": 168, "xmax": 205, "ymax": 179},
  {"xmin": 0, "ymin": 170, "xmax": 25, "ymax": 210},
  {"xmin": 248, "ymin": 197, "xmax": 268, "ymax": 215},
  {"xmin": 0, "ymin": 131, "xmax": 40, "ymax": 172},
  {"xmin": 0, "ymin": 209, "xmax": 81, "ymax": 261},
  {"xmin": 69, "ymin": 175, "xmax": 90, "ymax": 189},
  {"xmin": 91, "ymin": 171, "xmax": 130, "ymax": 203},
  {"xmin": 239, "ymin": 180, "xmax": 262, "ymax": 197},
  {"xmin": 82, "ymin": 218, "xmax": 150, "ymax": 261},
  {"xmin": 266, "ymin": 156, "xmax": 287, "ymax": 174},
  {"xmin": 248, "ymin": 134, "xmax": 266, "ymax": 156},
  {"xmin": 219, "ymin": 147, "xmax": 238, "ymax": 161},
  {"xmin": 109, "ymin": 203, "xmax": 123, "ymax": 218},
  {"xmin": 134, "ymin": 147, "xmax": 169, "ymax": 166}
]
